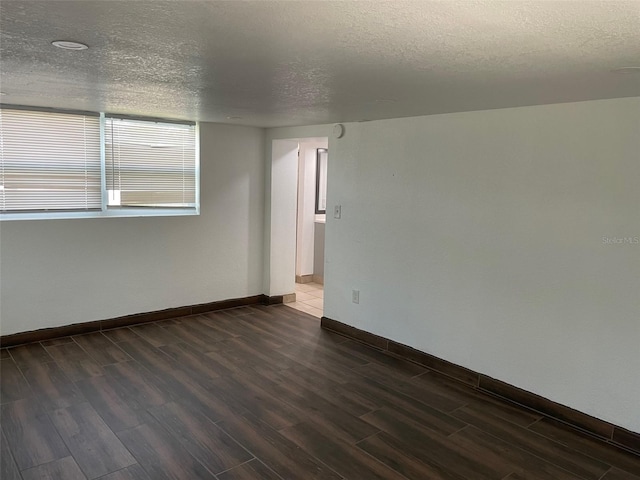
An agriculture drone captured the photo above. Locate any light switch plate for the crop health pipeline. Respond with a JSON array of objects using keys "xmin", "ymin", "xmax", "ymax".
[
  {"xmin": 334, "ymin": 205, "xmax": 341, "ymax": 219},
  {"xmin": 352, "ymin": 290, "xmax": 360, "ymax": 304}
]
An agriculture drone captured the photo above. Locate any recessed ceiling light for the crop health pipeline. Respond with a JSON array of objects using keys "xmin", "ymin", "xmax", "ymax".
[
  {"xmin": 51, "ymin": 40, "xmax": 89, "ymax": 51},
  {"xmin": 226, "ymin": 116, "xmax": 242, "ymax": 120},
  {"xmin": 611, "ymin": 67, "xmax": 640, "ymax": 74}
]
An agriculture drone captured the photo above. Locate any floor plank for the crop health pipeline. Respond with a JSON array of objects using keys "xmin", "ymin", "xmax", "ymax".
[
  {"xmin": 49, "ymin": 402, "xmax": 136, "ymax": 478},
  {"xmin": 196, "ymin": 312, "xmax": 247, "ymax": 338},
  {"xmin": 101, "ymin": 328, "xmax": 142, "ymax": 344},
  {"xmin": 275, "ymin": 343, "xmax": 363, "ymax": 384},
  {"xmin": 460, "ymin": 393, "xmax": 543, "ymax": 428},
  {"xmin": 159, "ymin": 342, "xmax": 234, "ymax": 380},
  {"xmin": 94, "ymin": 464, "xmax": 152, "ymax": 480},
  {"xmin": 44, "ymin": 342, "xmax": 105, "ymax": 382},
  {"xmin": 128, "ymin": 323, "xmax": 180, "ymax": 348},
  {"xmin": 217, "ymin": 459, "xmax": 283, "ymax": 480},
  {"xmin": 351, "ymin": 375, "xmax": 467, "ymax": 436},
  {"xmin": 352, "ymin": 361, "xmax": 466, "ymax": 413},
  {"xmin": 360, "ymin": 406, "xmax": 504, "ymax": 479},
  {"xmin": 412, "ymin": 370, "xmax": 488, "ymax": 405},
  {"xmin": 280, "ymin": 420, "xmax": 408, "ymax": 480},
  {"xmin": 340, "ymin": 339, "xmax": 427, "ymax": 376},
  {"xmin": 148, "ymin": 401, "xmax": 253, "ymax": 474},
  {"xmin": 1, "ymin": 357, "xmax": 32, "ymax": 404},
  {"xmin": 116, "ymin": 419, "xmax": 215, "ymax": 479},
  {"xmin": 75, "ymin": 374, "xmax": 152, "ymax": 433},
  {"xmin": 72, "ymin": 333, "xmax": 131, "ymax": 366},
  {"xmin": 180, "ymin": 314, "xmax": 238, "ymax": 342},
  {"xmin": 357, "ymin": 431, "xmax": 466, "ymax": 480},
  {"xmin": 20, "ymin": 361, "xmax": 86, "ymax": 411},
  {"xmin": 41, "ymin": 337, "xmax": 76, "ymax": 347},
  {"xmin": 279, "ymin": 339, "xmax": 367, "ymax": 370},
  {"xmin": 449, "ymin": 424, "xmax": 586, "ymax": 480},
  {"xmin": 217, "ymin": 412, "xmax": 342, "ymax": 480},
  {"xmin": 451, "ymin": 404, "xmax": 611, "ymax": 480},
  {"xmin": 278, "ymin": 364, "xmax": 379, "ymax": 417},
  {"xmin": 21, "ymin": 456, "xmax": 87, "ymax": 480},
  {"xmin": 218, "ymin": 336, "xmax": 294, "ymax": 371},
  {"xmin": 528, "ymin": 417, "xmax": 640, "ymax": 477},
  {"xmin": 244, "ymin": 366, "xmax": 380, "ymax": 442},
  {"xmin": 8, "ymin": 343, "xmax": 53, "ymax": 368},
  {"xmin": 600, "ymin": 468, "xmax": 640, "ymax": 480},
  {"xmin": 1, "ymin": 398, "xmax": 70, "ymax": 470},
  {"xmin": 1, "ymin": 428, "xmax": 21, "ymax": 480},
  {"xmin": 160, "ymin": 320, "xmax": 226, "ymax": 353},
  {"xmin": 103, "ymin": 361, "xmax": 168, "ymax": 409},
  {"xmin": 208, "ymin": 374, "xmax": 304, "ymax": 430},
  {"xmin": 117, "ymin": 339, "xmax": 236, "ymax": 422}
]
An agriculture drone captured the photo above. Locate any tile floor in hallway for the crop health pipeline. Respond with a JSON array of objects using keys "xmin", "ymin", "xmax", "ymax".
[{"xmin": 287, "ymin": 282, "xmax": 324, "ymax": 318}]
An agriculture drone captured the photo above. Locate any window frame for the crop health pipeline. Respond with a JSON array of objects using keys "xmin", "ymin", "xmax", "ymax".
[
  {"xmin": 0, "ymin": 108, "xmax": 200, "ymax": 221},
  {"xmin": 315, "ymin": 148, "xmax": 328, "ymax": 215}
]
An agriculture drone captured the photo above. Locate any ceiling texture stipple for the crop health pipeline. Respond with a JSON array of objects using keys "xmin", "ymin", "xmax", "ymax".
[{"xmin": 0, "ymin": 0, "xmax": 639, "ymax": 127}]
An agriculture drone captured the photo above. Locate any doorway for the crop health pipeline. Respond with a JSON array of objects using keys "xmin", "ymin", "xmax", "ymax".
[
  {"xmin": 266, "ymin": 136, "xmax": 328, "ymax": 319},
  {"xmin": 291, "ymin": 140, "xmax": 327, "ymax": 318}
]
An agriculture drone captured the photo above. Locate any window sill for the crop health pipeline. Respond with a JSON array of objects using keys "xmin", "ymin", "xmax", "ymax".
[{"xmin": 0, "ymin": 207, "xmax": 200, "ymax": 221}]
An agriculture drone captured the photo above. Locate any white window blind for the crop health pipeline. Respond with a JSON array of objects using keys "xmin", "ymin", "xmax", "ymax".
[
  {"xmin": 0, "ymin": 108, "xmax": 101, "ymax": 212},
  {"xmin": 105, "ymin": 117, "xmax": 196, "ymax": 208}
]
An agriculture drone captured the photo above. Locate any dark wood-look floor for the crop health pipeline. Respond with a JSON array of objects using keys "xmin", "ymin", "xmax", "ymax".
[{"xmin": 1, "ymin": 305, "xmax": 639, "ymax": 480}]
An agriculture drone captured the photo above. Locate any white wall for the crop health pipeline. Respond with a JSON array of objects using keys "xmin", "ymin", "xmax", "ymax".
[
  {"xmin": 266, "ymin": 140, "xmax": 299, "ymax": 296},
  {"xmin": 321, "ymin": 97, "xmax": 640, "ymax": 432},
  {"xmin": 0, "ymin": 123, "xmax": 265, "ymax": 336},
  {"xmin": 296, "ymin": 140, "xmax": 328, "ymax": 277}
]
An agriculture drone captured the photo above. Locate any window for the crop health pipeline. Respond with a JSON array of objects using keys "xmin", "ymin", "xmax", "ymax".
[
  {"xmin": 105, "ymin": 117, "xmax": 197, "ymax": 208},
  {"xmin": 315, "ymin": 148, "xmax": 328, "ymax": 214},
  {"xmin": 0, "ymin": 108, "xmax": 101, "ymax": 212},
  {"xmin": 0, "ymin": 107, "xmax": 199, "ymax": 220}
]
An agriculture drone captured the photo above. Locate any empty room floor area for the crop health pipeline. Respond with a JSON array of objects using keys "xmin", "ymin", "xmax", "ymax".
[{"xmin": 1, "ymin": 304, "xmax": 639, "ymax": 479}]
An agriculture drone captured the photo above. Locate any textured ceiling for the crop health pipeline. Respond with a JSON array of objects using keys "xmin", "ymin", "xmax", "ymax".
[{"xmin": 1, "ymin": 0, "xmax": 639, "ymax": 127}]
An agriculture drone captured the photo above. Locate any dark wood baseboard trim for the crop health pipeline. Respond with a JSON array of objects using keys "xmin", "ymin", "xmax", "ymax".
[
  {"xmin": 264, "ymin": 295, "xmax": 284, "ymax": 305},
  {"xmin": 295, "ymin": 275, "xmax": 314, "ymax": 284},
  {"xmin": 1, "ymin": 294, "xmax": 283, "ymax": 348},
  {"xmin": 321, "ymin": 316, "xmax": 640, "ymax": 456}
]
